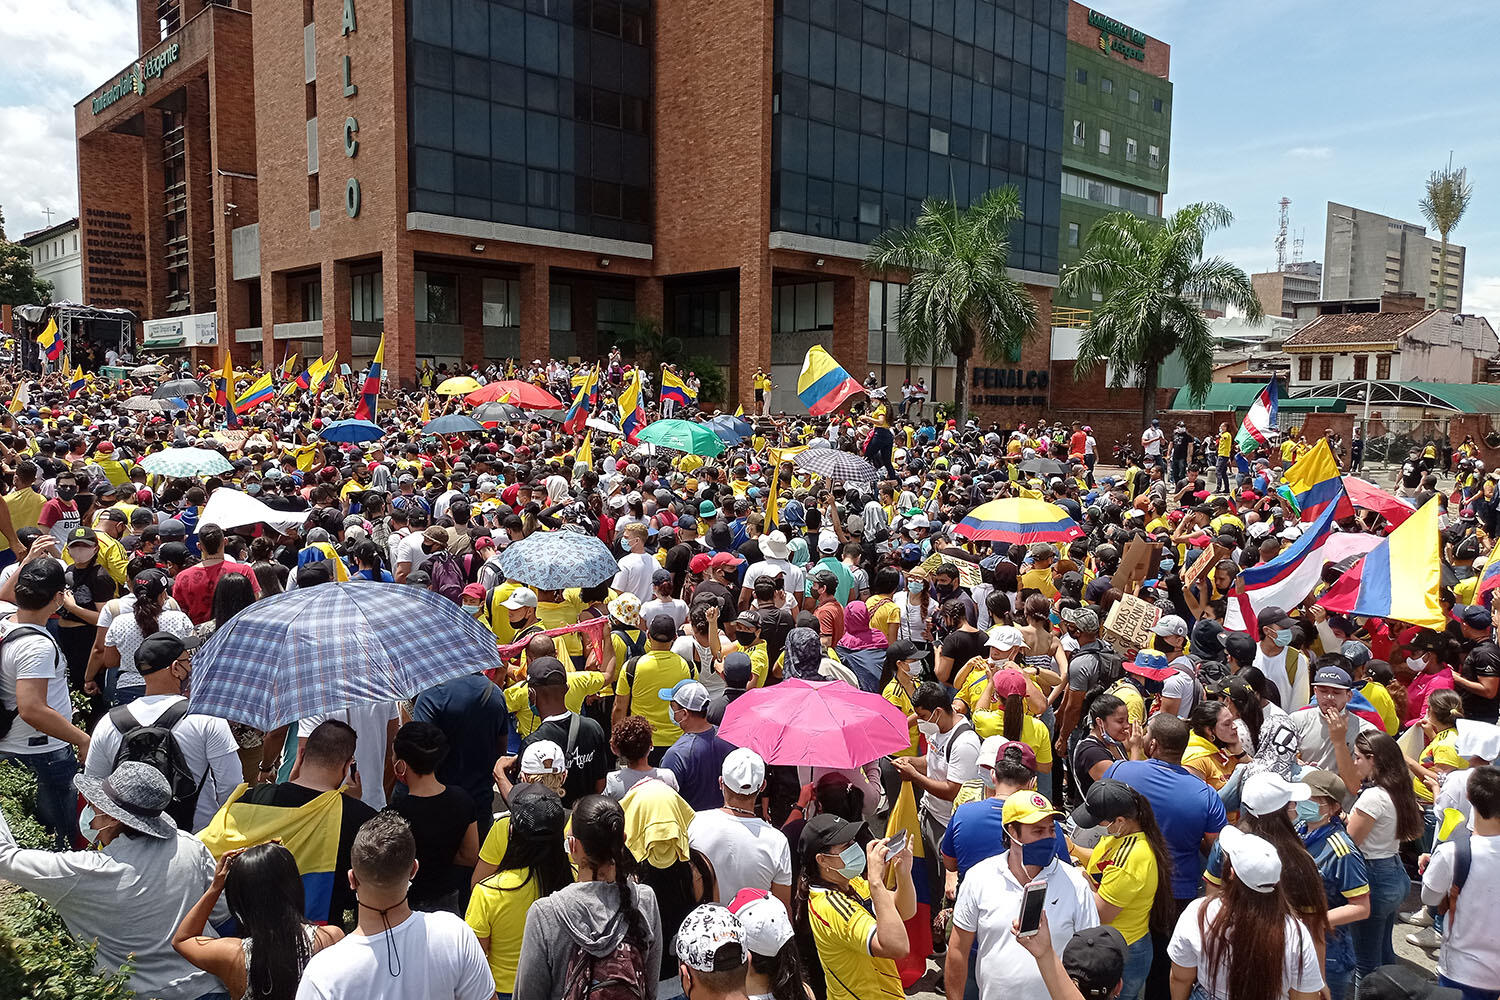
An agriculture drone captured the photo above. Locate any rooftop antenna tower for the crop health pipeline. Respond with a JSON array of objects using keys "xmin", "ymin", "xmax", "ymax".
[
  {"xmin": 1292, "ymin": 227, "xmax": 1305, "ymax": 264},
  {"xmin": 1275, "ymin": 197, "xmax": 1290, "ymax": 271}
]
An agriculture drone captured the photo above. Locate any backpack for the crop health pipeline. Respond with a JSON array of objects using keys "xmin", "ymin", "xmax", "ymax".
[
  {"xmin": 426, "ymin": 550, "xmax": 465, "ymax": 602},
  {"xmin": 560, "ymin": 937, "xmax": 652, "ymax": 1000},
  {"xmin": 110, "ymin": 699, "xmax": 205, "ymax": 830},
  {"xmin": 0, "ymin": 625, "xmax": 61, "ymax": 742},
  {"xmin": 1075, "ymin": 644, "xmax": 1124, "ymax": 690},
  {"xmin": 1433, "ymin": 836, "xmax": 1473, "ymax": 926}
]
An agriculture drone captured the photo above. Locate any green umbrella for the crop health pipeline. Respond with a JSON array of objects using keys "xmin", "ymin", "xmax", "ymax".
[{"xmin": 638, "ymin": 419, "xmax": 726, "ymax": 457}]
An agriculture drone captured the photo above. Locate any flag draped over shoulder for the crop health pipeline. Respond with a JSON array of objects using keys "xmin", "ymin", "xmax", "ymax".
[
  {"xmin": 198, "ymin": 784, "xmax": 344, "ymax": 923},
  {"xmin": 884, "ymin": 782, "xmax": 933, "ymax": 988},
  {"xmin": 1317, "ymin": 497, "xmax": 1445, "ymax": 629},
  {"xmin": 619, "ymin": 367, "xmax": 646, "ymax": 443},
  {"xmin": 1475, "ymin": 538, "xmax": 1500, "ymax": 606},
  {"xmin": 354, "ymin": 335, "xmax": 384, "ymax": 420},
  {"xmin": 1235, "ymin": 378, "xmax": 1278, "ymax": 456},
  {"xmin": 1282, "ymin": 438, "xmax": 1354, "ymax": 521},
  {"xmin": 1225, "ymin": 501, "xmax": 1341, "ymax": 635},
  {"xmin": 797, "ymin": 345, "xmax": 863, "ymax": 416}
]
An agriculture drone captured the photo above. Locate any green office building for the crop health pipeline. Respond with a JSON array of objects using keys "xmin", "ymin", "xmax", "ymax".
[{"xmin": 1057, "ymin": 4, "xmax": 1172, "ymax": 315}]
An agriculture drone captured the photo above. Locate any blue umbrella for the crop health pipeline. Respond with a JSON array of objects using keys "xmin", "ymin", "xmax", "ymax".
[
  {"xmin": 188, "ymin": 582, "xmax": 502, "ymax": 730},
  {"xmin": 423, "ymin": 413, "xmax": 484, "ymax": 434},
  {"xmin": 708, "ymin": 413, "xmax": 753, "ymax": 443},
  {"xmin": 499, "ymin": 527, "xmax": 621, "ymax": 590},
  {"xmin": 320, "ymin": 418, "xmax": 383, "ymax": 443}
]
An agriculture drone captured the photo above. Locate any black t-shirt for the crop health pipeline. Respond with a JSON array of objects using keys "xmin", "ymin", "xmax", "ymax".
[
  {"xmin": 1171, "ymin": 429, "xmax": 1191, "ymax": 458},
  {"xmin": 754, "ymin": 604, "xmax": 795, "ymax": 666},
  {"xmin": 940, "ymin": 628, "xmax": 987, "ymax": 679},
  {"xmin": 523, "ymin": 712, "xmax": 610, "ymax": 806},
  {"xmin": 665, "ymin": 542, "xmax": 697, "ymax": 596},
  {"xmin": 1401, "ymin": 461, "xmax": 1422, "ymax": 488},
  {"xmin": 1460, "ymin": 639, "xmax": 1500, "ymax": 723},
  {"xmin": 1073, "ymin": 736, "xmax": 1121, "ymax": 795},
  {"xmin": 388, "ymin": 784, "xmax": 476, "ymax": 908},
  {"xmin": 412, "ymin": 673, "xmax": 510, "ymax": 826},
  {"xmin": 242, "ymin": 782, "xmax": 377, "ymax": 923},
  {"xmin": 690, "ymin": 580, "xmax": 735, "ymax": 620}
]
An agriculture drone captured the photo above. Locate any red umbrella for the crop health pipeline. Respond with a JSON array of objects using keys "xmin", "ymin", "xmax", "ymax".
[
  {"xmin": 466, "ymin": 380, "xmax": 564, "ymax": 409},
  {"xmin": 718, "ymin": 678, "xmax": 912, "ymax": 768},
  {"xmin": 1342, "ymin": 477, "xmax": 1414, "ymax": 527}
]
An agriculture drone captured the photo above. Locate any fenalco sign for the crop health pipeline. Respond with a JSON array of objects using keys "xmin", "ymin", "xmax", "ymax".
[
  {"xmin": 91, "ymin": 42, "xmax": 181, "ymax": 115},
  {"xmin": 1087, "ymin": 10, "xmax": 1146, "ymax": 62}
]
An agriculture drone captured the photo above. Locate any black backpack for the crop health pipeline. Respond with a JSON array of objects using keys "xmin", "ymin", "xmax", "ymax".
[
  {"xmin": 0, "ymin": 625, "xmax": 60, "ymax": 742},
  {"xmin": 110, "ymin": 700, "xmax": 205, "ymax": 831}
]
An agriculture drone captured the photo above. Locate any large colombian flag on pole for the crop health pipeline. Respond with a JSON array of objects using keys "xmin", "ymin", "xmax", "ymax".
[
  {"xmin": 199, "ymin": 783, "xmax": 344, "ymax": 924},
  {"xmin": 797, "ymin": 344, "xmax": 863, "ymax": 416},
  {"xmin": 353, "ymin": 334, "xmax": 384, "ymax": 420},
  {"xmin": 1281, "ymin": 438, "xmax": 1354, "ymax": 522},
  {"xmin": 562, "ymin": 363, "xmax": 599, "ymax": 434},
  {"xmin": 1317, "ymin": 496, "xmax": 1445, "ymax": 629},
  {"xmin": 618, "ymin": 367, "xmax": 646, "ymax": 443},
  {"xmin": 215, "ymin": 353, "xmax": 240, "ymax": 429},
  {"xmin": 1225, "ymin": 499, "xmax": 1341, "ymax": 636},
  {"xmin": 36, "ymin": 318, "xmax": 63, "ymax": 363},
  {"xmin": 1235, "ymin": 377, "xmax": 1278, "ymax": 456}
]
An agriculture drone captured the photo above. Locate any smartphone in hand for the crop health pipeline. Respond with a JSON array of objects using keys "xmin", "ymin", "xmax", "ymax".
[
  {"xmin": 1016, "ymin": 877, "xmax": 1047, "ymax": 938},
  {"xmin": 885, "ymin": 830, "xmax": 909, "ymax": 857}
]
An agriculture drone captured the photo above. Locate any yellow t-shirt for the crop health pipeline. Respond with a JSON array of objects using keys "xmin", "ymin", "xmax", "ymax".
[
  {"xmin": 1217, "ymin": 432, "xmax": 1232, "ymax": 458},
  {"xmin": 503, "ymin": 672, "xmax": 606, "ymax": 738},
  {"xmin": 1360, "ymin": 681, "xmax": 1399, "ymax": 736},
  {"xmin": 1086, "ymin": 831, "xmax": 1158, "ymax": 944},
  {"xmin": 1, "ymin": 487, "xmax": 44, "ymax": 553},
  {"xmin": 1455, "ymin": 575, "xmax": 1479, "ymax": 607},
  {"xmin": 866, "ymin": 596, "xmax": 901, "ymax": 640},
  {"xmin": 970, "ymin": 710, "xmax": 1053, "ymax": 768},
  {"xmin": 465, "ymin": 868, "xmax": 542, "ymax": 992},
  {"xmin": 1019, "ymin": 567, "xmax": 1058, "ymax": 599},
  {"xmin": 484, "ymin": 582, "xmax": 521, "ymax": 645},
  {"xmin": 808, "ymin": 879, "xmax": 904, "ymax": 1000},
  {"xmin": 1181, "ymin": 732, "xmax": 1231, "ymax": 789},
  {"xmin": 1210, "ymin": 513, "xmax": 1244, "ymax": 534},
  {"xmin": 882, "ymin": 678, "xmax": 918, "ymax": 757},
  {"xmin": 615, "ymin": 649, "xmax": 693, "ymax": 746},
  {"xmin": 954, "ymin": 778, "xmax": 986, "ymax": 808},
  {"xmin": 537, "ymin": 590, "xmax": 586, "ymax": 658},
  {"xmin": 1106, "ymin": 678, "xmax": 1147, "ymax": 726}
]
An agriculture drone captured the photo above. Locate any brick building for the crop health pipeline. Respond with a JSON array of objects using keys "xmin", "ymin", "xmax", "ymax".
[{"xmin": 76, "ymin": 0, "xmax": 1069, "ymax": 412}]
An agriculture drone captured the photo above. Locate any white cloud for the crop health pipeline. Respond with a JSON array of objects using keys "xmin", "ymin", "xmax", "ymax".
[
  {"xmin": 1285, "ymin": 146, "xmax": 1334, "ymax": 161},
  {"xmin": 1464, "ymin": 275, "xmax": 1500, "ymax": 328},
  {"xmin": 0, "ymin": 0, "xmax": 135, "ymax": 236}
]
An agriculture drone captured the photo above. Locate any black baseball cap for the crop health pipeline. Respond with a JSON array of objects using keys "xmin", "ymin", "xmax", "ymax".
[
  {"xmin": 652, "ymin": 568, "xmax": 673, "ymax": 585},
  {"xmin": 1357, "ymin": 966, "xmax": 1460, "ymax": 1000},
  {"xmin": 1070, "ymin": 778, "xmax": 1138, "ymax": 828},
  {"xmin": 134, "ymin": 632, "xmax": 186, "ymax": 674},
  {"xmin": 722, "ymin": 651, "xmax": 754, "ymax": 690},
  {"xmin": 1062, "ymin": 926, "xmax": 1128, "ymax": 1000},
  {"xmin": 527, "ymin": 656, "xmax": 567, "ymax": 687},
  {"xmin": 798, "ymin": 813, "xmax": 863, "ymax": 858},
  {"xmin": 1223, "ymin": 632, "xmax": 1257, "ymax": 665},
  {"xmin": 507, "ymin": 782, "xmax": 567, "ymax": 839},
  {"xmin": 66, "ymin": 526, "xmax": 98, "ymax": 546},
  {"xmin": 1311, "ymin": 664, "xmax": 1353, "ymax": 690},
  {"xmin": 1255, "ymin": 606, "xmax": 1296, "ymax": 629},
  {"xmin": 648, "ymin": 614, "xmax": 678, "ymax": 642}
]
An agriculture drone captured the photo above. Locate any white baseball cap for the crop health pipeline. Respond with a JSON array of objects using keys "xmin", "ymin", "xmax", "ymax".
[
  {"xmin": 721, "ymin": 747, "xmax": 766, "ymax": 795},
  {"xmin": 986, "ymin": 626, "xmax": 1025, "ymax": 651},
  {"xmin": 1218, "ymin": 825, "xmax": 1281, "ymax": 892},
  {"xmin": 501, "ymin": 587, "xmax": 539, "ymax": 610},
  {"xmin": 1240, "ymin": 773, "xmax": 1311, "ymax": 817},
  {"xmin": 520, "ymin": 739, "xmax": 567, "ymax": 775},
  {"xmin": 817, "ymin": 532, "xmax": 839, "ymax": 554},
  {"xmin": 728, "ymin": 889, "xmax": 795, "ymax": 958},
  {"xmin": 659, "ymin": 679, "xmax": 711, "ymax": 713}
]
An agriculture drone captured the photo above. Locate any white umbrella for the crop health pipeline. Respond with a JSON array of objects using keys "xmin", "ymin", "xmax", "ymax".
[
  {"xmin": 585, "ymin": 417, "xmax": 623, "ymax": 435},
  {"xmin": 198, "ymin": 487, "xmax": 307, "ymax": 532},
  {"xmin": 130, "ymin": 363, "xmax": 167, "ymax": 377}
]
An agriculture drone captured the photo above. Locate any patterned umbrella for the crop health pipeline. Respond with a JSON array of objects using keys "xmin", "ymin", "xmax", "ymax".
[
  {"xmin": 953, "ymin": 497, "xmax": 1084, "ymax": 544},
  {"xmin": 123, "ymin": 395, "xmax": 179, "ymax": 412},
  {"xmin": 320, "ymin": 418, "xmax": 383, "ymax": 443},
  {"xmin": 139, "ymin": 447, "xmax": 233, "ymax": 478},
  {"xmin": 793, "ymin": 447, "xmax": 878, "ymax": 482},
  {"xmin": 188, "ymin": 581, "xmax": 502, "ymax": 731},
  {"xmin": 472, "ymin": 402, "xmax": 524, "ymax": 424},
  {"xmin": 130, "ymin": 363, "xmax": 167, "ymax": 377},
  {"xmin": 638, "ymin": 419, "xmax": 726, "ymax": 457},
  {"xmin": 498, "ymin": 528, "xmax": 621, "ymax": 590},
  {"xmin": 423, "ymin": 414, "xmax": 484, "ymax": 434}
]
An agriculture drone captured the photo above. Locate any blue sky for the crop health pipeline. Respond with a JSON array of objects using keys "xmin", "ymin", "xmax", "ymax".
[{"xmin": 2, "ymin": 0, "xmax": 1496, "ymax": 322}]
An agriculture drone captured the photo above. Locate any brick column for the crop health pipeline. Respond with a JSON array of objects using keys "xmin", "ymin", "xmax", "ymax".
[
  {"xmin": 184, "ymin": 77, "xmax": 216, "ymax": 315},
  {"xmin": 260, "ymin": 269, "xmax": 293, "ymax": 365},
  {"xmin": 736, "ymin": 261, "xmax": 772, "ymax": 408},
  {"xmin": 459, "ymin": 270, "xmax": 485, "ymax": 368},
  {"xmin": 519, "ymin": 263, "xmax": 550, "ymax": 363},
  {"xmin": 832, "ymin": 273, "xmax": 871, "ymax": 382},
  {"xmin": 140, "ymin": 110, "xmax": 168, "ymax": 320},
  {"xmin": 635, "ymin": 276, "xmax": 664, "ymax": 325},
  {"xmin": 573, "ymin": 282, "xmax": 597, "ymax": 362},
  {"xmin": 382, "ymin": 245, "xmax": 417, "ymax": 386},
  {"xmin": 321, "ymin": 258, "xmax": 352, "ymax": 362}
]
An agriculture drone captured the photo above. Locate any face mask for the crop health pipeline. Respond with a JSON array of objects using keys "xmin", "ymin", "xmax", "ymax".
[
  {"xmin": 935, "ymin": 585, "xmax": 954, "ymax": 598},
  {"xmin": 78, "ymin": 804, "xmax": 99, "ymax": 844},
  {"xmin": 834, "ymin": 842, "xmax": 866, "ymax": 879},
  {"xmin": 1273, "ymin": 629, "xmax": 1296, "ymax": 648},
  {"xmin": 69, "ymin": 545, "xmax": 97, "ymax": 562},
  {"xmin": 1406, "ymin": 655, "xmax": 1428, "ymax": 673},
  {"xmin": 509, "ymin": 615, "xmax": 528, "ymax": 627},
  {"xmin": 462, "ymin": 604, "xmax": 483, "ymax": 616},
  {"xmin": 1294, "ymin": 799, "xmax": 1323, "ymax": 826},
  {"xmin": 1160, "ymin": 559, "xmax": 1176, "ymax": 573},
  {"xmin": 56, "ymin": 487, "xmax": 77, "ymax": 500},
  {"xmin": 907, "ymin": 581, "xmax": 925, "ymax": 594},
  {"xmin": 979, "ymin": 768, "xmax": 996, "ymax": 789},
  {"xmin": 1019, "ymin": 836, "xmax": 1055, "ymax": 868},
  {"xmin": 916, "ymin": 718, "xmax": 940, "ymax": 737}
]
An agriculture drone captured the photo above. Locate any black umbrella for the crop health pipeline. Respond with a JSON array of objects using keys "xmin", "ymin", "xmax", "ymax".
[
  {"xmin": 1019, "ymin": 457, "xmax": 1071, "ymax": 478},
  {"xmin": 472, "ymin": 402, "xmax": 524, "ymax": 423},
  {"xmin": 152, "ymin": 379, "xmax": 208, "ymax": 400},
  {"xmin": 526, "ymin": 408, "xmax": 563, "ymax": 423}
]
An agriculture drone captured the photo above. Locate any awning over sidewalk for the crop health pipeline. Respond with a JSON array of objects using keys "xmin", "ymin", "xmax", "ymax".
[{"xmin": 1170, "ymin": 383, "xmax": 1346, "ymax": 413}]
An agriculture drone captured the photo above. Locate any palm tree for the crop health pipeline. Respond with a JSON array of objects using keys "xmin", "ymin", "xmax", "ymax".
[
  {"xmin": 864, "ymin": 187, "xmax": 1040, "ymax": 424},
  {"xmin": 614, "ymin": 316, "xmax": 682, "ymax": 370},
  {"xmin": 1419, "ymin": 162, "xmax": 1473, "ymax": 310},
  {"xmin": 1062, "ymin": 202, "xmax": 1261, "ymax": 424}
]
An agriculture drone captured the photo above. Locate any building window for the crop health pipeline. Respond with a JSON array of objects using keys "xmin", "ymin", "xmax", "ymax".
[
  {"xmin": 1067, "ymin": 222, "xmax": 1079, "ymax": 247},
  {"xmin": 1148, "ymin": 145, "xmax": 1160, "ymax": 168},
  {"xmin": 482, "ymin": 278, "xmax": 521, "ymax": 326},
  {"xmin": 302, "ymin": 280, "xmax": 323, "ymax": 321},
  {"xmin": 417, "ymin": 272, "xmax": 459, "ymax": 324},
  {"xmin": 1061, "ymin": 170, "xmax": 1159, "ymax": 216},
  {"xmin": 1376, "ymin": 354, "xmax": 1391, "ymax": 380},
  {"xmin": 1353, "ymin": 354, "xmax": 1368, "ymax": 380},
  {"xmin": 1152, "ymin": 97, "xmax": 1164, "ymax": 112},
  {"xmin": 350, "ymin": 272, "xmax": 384, "ymax": 322},
  {"xmin": 1072, "ymin": 119, "xmax": 1085, "ymax": 146},
  {"xmin": 1298, "ymin": 357, "xmax": 1313, "ymax": 381},
  {"xmin": 1128, "ymin": 87, "xmax": 1140, "ymax": 103},
  {"xmin": 1125, "ymin": 138, "xmax": 1137, "ymax": 162},
  {"xmin": 1319, "ymin": 356, "xmax": 1333, "ymax": 381},
  {"xmin": 772, "ymin": 281, "xmax": 834, "ymax": 335},
  {"xmin": 1075, "ymin": 68, "xmax": 1087, "ymax": 84},
  {"xmin": 549, "ymin": 285, "xmax": 572, "ymax": 331},
  {"xmin": 1101, "ymin": 77, "xmax": 1113, "ymax": 94},
  {"xmin": 928, "ymin": 127, "xmax": 949, "ymax": 155},
  {"xmin": 1098, "ymin": 129, "xmax": 1110, "ymax": 154}
]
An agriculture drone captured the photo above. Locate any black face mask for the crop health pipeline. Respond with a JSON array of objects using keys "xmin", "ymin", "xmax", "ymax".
[{"xmin": 56, "ymin": 486, "xmax": 77, "ymax": 500}]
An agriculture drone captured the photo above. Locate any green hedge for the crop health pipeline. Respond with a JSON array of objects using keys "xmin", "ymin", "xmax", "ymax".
[{"xmin": 0, "ymin": 762, "xmax": 135, "ymax": 999}]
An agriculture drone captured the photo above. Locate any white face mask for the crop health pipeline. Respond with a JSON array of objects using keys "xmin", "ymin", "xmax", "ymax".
[
  {"xmin": 1406, "ymin": 655, "xmax": 1428, "ymax": 673},
  {"xmin": 916, "ymin": 718, "xmax": 940, "ymax": 738}
]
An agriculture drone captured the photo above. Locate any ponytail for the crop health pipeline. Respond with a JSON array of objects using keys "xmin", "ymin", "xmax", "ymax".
[
  {"xmin": 570, "ymin": 795, "xmax": 650, "ymax": 947},
  {"xmin": 1002, "ymin": 693, "xmax": 1024, "ymax": 742}
]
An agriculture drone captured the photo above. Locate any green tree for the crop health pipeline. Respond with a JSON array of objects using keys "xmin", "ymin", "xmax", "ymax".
[
  {"xmin": 615, "ymin": 316, "xmax": 682, "ymax": 370},
  {"xmin": 1419, "ymin": 162, "xmax": 1473, "ymax": 310},
  {"xmin": 0, "ymin": 239, "xmax": 50, "ymax": 307},
  {"xmin": 864, "ymin": 187, "xmax": 1040, "ymax": 424},
  {"xmin": 684, "ymin": 357, "xmax": 727, "ymax": 404},
  {"xmin": 1062, "ymin": 202, "xmax": 1261, "ymax": 423}
]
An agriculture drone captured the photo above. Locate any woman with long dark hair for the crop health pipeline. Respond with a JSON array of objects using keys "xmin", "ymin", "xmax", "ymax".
[
  {"xmin": 102, "ymin": 567, "xmax": 194, "ymax": 705},
  {"xmin": 173, "ymin": 842, "xmax": 342, "ymax": 1000},
  {"xmin": 1072, "ymin": 692, "xmax": 1139, "ymax": 797},
  {"xmin": 1182, "ymin": 699, "xmax": 1246, "ymax": 790},
  {"xmin": 513, "ymin": 794, "xmax": 663, "ymax": 1000},
  {"xmin": 466, "ymin": 783, "xmax": 572, "ymax": 999},
  {"xmin": 1079, "ymin": 780, "xmax": 1175, "ymax": 1000},
  {"xmin": 1346, "ymin": 731, "xmax": 1422, "ymax": 978},
  {"xmin": 1168, "ymin": 827, "xmax": 1324, "ymax": 1000},
  {"xmin": 249, "ymin": 535, "xmax": 287, "ymax": 595}
]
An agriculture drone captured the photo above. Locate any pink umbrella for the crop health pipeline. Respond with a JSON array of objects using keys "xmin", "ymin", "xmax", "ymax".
[
  {"xmin": 718, "ymin": 678, "xmax": 912, "ymax": 768},
  {"xmin": 1343, "ymin": 477, "xmax": 1415, "ymax": 527}
]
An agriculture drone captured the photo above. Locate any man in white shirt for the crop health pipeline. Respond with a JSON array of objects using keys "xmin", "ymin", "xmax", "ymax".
[
  {"xmin": 1251, "ymin": 606, "xmax": 1303, "ymax": 707},
  {"xmin": 946, "ymin": 790, "xmax": 1099, "ymax": 1000},
  {"xmin": 687, "ymin": 748, "xmax": 793, "ymax": 908},
  {"xmin": 1141, "ymin": 419, "xmax": 1165, "ymax": 470},
  {"xmin": 611, "ymin": 524, "xmax": 657, "ymax": 600},
  {"xmin": 84, "ymin": 632, "xmax": 239, "ymax": 832},
  {"xmin": 890, "ymin": 681, "xmax": 982, "ymax": 900},
  {"xmin": 395, "ymin": 524, "xmax": 447, "ymax": 584},
  {"xmin": 1420, "ymin": 766, "xmax": 1500, "ymax": 997},
  {"xmin": 295, "ymin": 812, "xmax": 495, "ymax": 1000},
  {"xmin": 1288, "ymin": 664, "xmax": 1374, "ymax": 800},
  {"xmin": 742, "ymin": 531, "xmax": 804, "ymax": 608},
  {"xmin": 297, "ymin": 701, "xmax": 400, "ymax": 810}
]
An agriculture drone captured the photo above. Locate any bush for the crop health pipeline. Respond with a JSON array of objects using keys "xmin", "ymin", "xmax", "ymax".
[{"xmin": 0, "ymin": 763, "xmax": 136, "ymax": 998}]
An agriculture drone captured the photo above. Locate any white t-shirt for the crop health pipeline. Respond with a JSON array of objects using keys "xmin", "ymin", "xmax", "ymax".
[
  {"xmin": 294, "ymin": 909, "xmax": 495, "ymax": 1000},
  {"xmin": 687, "ymin": 808, "xmax": 793, "ymax": 904},
  {"xmin": 1420, "ymin": 832, "xmax": 1500, "ymax": 987},
  {"xmin": 106, "ymin": 608, "xmax": 196, "ymax": 691},
  {"xmin": 1142, "ymin": 427, "xmax": 1165, "ymax": 455},
  {"xmin": 744, "ymin": 558, "xmax": 804, "ymax": 597},
  {"xmin": 639, "ymin": 597, "xmax": 689, "ymax": 631},
  {"xmin": 1350, "ymin": 786, "xmax": 1401, "ymax": 859},
  {"xmin": 0, "ymin": 623, "xmax": 71, "ymax": 755},
  {"xmin": 1252, "ymin": 646, "xmax": 1294, "ymax": 708},
  {"xmin": 923, "ymin": 722, "xmax": 982, "ymax": 823},
  {"xmin": 299, "ymin": 702, "xmax": 400, "ymax": 810},
  {"xmin": 394, "ymin": 533, "xmax": 432, "ymax": 573},
  {"xmin": 1167, "ymin": 897, "xmax": 1323, "ymax": 1000},
  {"xmin": 612, "ymin": 552, "xmax": 658, "ymax": 601},
  {"xmin": 96, "ymin": 593, "xmax": 182, "ymax": 633},
  {"xmin": 953, "ymin": 855, "xmax": 1099, "ymax": 1000},
  {"xmin": 85, "ymin": 695, "xmax": 241, "ymax": 832},
  {"xmin": 1162, "ymin": 661, "xmax": 1199, "ymax": 719}
]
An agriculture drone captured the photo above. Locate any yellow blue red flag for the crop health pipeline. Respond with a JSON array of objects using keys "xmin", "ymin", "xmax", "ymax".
[
  {"xmin": 661, "ymin": 366, "xmax": 695, "ymax": 406},
  {"xmin": 199, "ymin": 783, "xmax": 344, "ymax": 923},
  {"xmin": 619, "ymin": 367, "xmax": 646, "ymax": 443},
  {"xmin": 36, "ymin": 319, "xmax": 63, "ymax": 362},
  {"xmin": 354, "ymin": 335, "xmax": 384, "ymax": 420},
  {"xmin": 1282, "ymin": 437, "xmax": 1353, "ymax": 521},
  {"xmin": 1317, "ymin": 496, "xmax": 1444, "ymax": 629},
  {"xmin": 797, "ymin": 344, "xmax": 863, "ymax": 416}
]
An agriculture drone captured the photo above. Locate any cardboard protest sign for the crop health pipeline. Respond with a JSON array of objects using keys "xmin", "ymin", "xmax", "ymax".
[
  {"xmin": 1183, "ymin": 544, "xmax": 1224, "ymax": 588},
  {"xmin": 1114, "ymin": 539, "xmax": 1161, "ymax": 594},
  {"xmin": 1102, "ymin": 593, "xmax": 1161, "ymax": 656}
]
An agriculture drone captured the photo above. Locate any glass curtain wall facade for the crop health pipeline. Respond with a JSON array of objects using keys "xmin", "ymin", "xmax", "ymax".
[
  {"xmin": 771, "ymin": 0, "xmax": 1065, "ymax": 275},
  {"xmin": 407, "ymin": 0, "xmax": 653, "ymax": 244}
]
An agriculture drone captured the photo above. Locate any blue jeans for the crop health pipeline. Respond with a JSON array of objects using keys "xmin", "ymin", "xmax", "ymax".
[
  {"xmin": 1439, "ymin": 975, "xmax": 1500, "ymax": 1000},
  {"xmin": 112, "ymin": 684, "xmax": 145, "ymax": 708},
  {"xmin": 0, "ymin": 745, "xmax": 79, "ymax": 850},
  {"xmin": 1217, "ymin": 765, "xmax": 1247, "ymax": 814},
  {"xmin": 1325, "ymin": 927, "xmax": 1356, "ymax": 1000},
  {"xmin": 1351, "ymin": 855, "xmax": 1410, "ymax": 978},
  {"xmin": 1119, "ymin": 933, "xmax": 1153, "ymax": 1000}
]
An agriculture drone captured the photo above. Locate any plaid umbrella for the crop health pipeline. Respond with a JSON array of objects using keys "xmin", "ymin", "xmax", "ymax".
[
  {"xmin": 499, "ymin": 529, "xmax": 621, "ymax": 590},
  {"xmin": 188, "ymin": 581, "xmax": 502, "ymax": 730},
  {"xmin": 140, "ymin": 447, "xmax": 233, "ymax": 478},
  {"xmin": 793, "ymin": 448, "xmax": 878, "ymax": 482}
]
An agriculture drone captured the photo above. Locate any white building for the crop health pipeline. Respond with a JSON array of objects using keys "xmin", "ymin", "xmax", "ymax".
[{"xmin": 19, "ymin": 218, "xmax": 82, "ymax": 305}]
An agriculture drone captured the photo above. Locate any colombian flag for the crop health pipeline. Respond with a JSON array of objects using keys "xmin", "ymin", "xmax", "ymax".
[
  {"xmin": 797, "ymin": 344, "xmax": 863, "ymax": 416},
  {"xmin": 215, "ymin": 353, "xmax": 240, "ymax": 429},
  {"xmin": 1318, "ymin": 496, "xmax": 1444, "ymax": 629},
  {"xmin": 235, "ymin": 372, "xmax": 274, "ymax": 413},
  {"xmin": 307, "ymin": 354, "xmax": 337, "ymax": 397},
  {"xmin": 1282, "ymin": 438, "xmax": 1354, "ymax": 522},
  {"xmin": 277, "ymin": 351, "xmax": 299, "ymax": 386},
  {"xmin": 354, "ymin": 335, "xmax": 384, "ymax": 420},
  {"xmin": 563, "ymin": 364, "xmax": 598, "ymax": 434},
  {"xmin": 619, "ymin": 367, "xmax": 646, "ymax": 443},
  {"xmin": 199, "ymin": 783, "xmax": 344, "ymax": 923},
  {"xmin": 885, "ymin": 782, "xmax": 932, "ymax": 988},
  {"xmin": 36, "ymin": 319, "xmax": 63, "ymax": 362},
  {"xmin": 1475, "ymin": 539, "xmax": 1500, "ymax": 605},
  {"xmin": 661, "ymin": 366, "xmax": 695, "ymax": 407},
  {"xmin": 67, "ymin": 366, "xmax": 89, "ymax": 400}
]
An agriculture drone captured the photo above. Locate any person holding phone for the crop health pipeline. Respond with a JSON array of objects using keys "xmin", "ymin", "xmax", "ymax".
[{"xmin": 945, "ymin": 790, "xmax": 1099, "ymax": 1000}]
